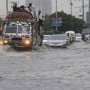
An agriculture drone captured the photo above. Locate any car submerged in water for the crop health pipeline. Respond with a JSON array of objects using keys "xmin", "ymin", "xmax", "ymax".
[
  {"xmin": 75, "ymin": 33, "xmax": 82, "ymax": 41},
  {"xmin": 82, "ymin": 28, "xmax": 90, "ymax": 42},
  {"xmin": 42, "ymin": 35, "xmax": 50, "ymax": 44},
  {"xmin": 46, "ymin": 34, "xmax": 68, "ymax": 48}
]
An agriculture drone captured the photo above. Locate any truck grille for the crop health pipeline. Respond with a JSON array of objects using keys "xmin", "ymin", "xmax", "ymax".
[{"xmin": 12, "ymin": 37, "xmax": 22, "ymax": 41}]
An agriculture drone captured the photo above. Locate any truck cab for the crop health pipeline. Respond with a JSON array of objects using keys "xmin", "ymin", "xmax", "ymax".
[{"xmin": 3, "ymin": 21, "xmax": 33, "ymax": 48}]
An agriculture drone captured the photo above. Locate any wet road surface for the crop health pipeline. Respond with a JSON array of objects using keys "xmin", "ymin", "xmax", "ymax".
[{"xmin": 0, "ymin": 41, "xmax": 90, "ymax": 90}]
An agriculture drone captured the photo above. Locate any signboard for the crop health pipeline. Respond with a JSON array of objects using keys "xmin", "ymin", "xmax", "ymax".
[
  {"xmin": 51, "ymin": 18, "xmax": 62, "ymax": 27},
  {"xmin": 52, "ymin": 21, "xmax": 62, "ymax": 27}
]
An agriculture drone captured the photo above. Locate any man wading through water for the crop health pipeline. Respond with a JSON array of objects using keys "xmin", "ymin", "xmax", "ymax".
[{"xmin": 37, "ymin": 10, "xmax": 44, "ymax": 46}]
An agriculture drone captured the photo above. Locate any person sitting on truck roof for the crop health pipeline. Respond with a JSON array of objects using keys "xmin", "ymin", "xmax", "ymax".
[
  {"xmin": 28, "ymin": 3, "xmax": 36, "ymax": 18},
  {"xmin": 20, "ymin": 5, "xmax": 25, "ymax": 10},
  {"xmin": 13, "ymin": 3, "xmax": 27, "ymax": 13},
  {"xmin": 38, "ymin": 10, "xmax": 43, "ymax": 26},
  {"xmin": 13, "ymin": 2, "xmax": 20, "ymax": 12}
]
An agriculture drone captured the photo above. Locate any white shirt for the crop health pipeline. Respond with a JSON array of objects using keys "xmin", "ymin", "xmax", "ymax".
[
  {"xmin": 39, "ymin": 13, "xmax": 42, "ymax": 20},
  {"xmin": 31, "ymin": 6, "xmax": 36, "ymax": 17}
]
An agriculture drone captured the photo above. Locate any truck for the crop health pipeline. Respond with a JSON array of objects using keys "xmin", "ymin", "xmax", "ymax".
[{"xmin": 2, "ymin": 9, "xmax": 43, "ymax": 49}]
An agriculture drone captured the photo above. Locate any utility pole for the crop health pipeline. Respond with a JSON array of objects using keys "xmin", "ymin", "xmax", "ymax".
[
  {"xmin": 89, "ymin": 0, "xmax": 90, "ymax": 11},
  {"xmin": 70, "ymin": 0, "xmax": 73, "ymax": 30},
  {"xmin": 70, "ymin": 0, "xmax": 73, "ymax": 15},
  {"xmin": 6, "ymin": 0, "xmax": 8, "ymax": 15},
  {"xmin": 56, "ymin": 0, "xmax": 58, "ymax": 31},
  {"xmin": 82, "ymin": 0, "xmax": 84, "ymax": 20}
]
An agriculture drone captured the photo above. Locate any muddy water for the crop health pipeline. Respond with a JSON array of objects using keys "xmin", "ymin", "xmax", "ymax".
[{"xmin": 0, "ymin": 41, "xmax": 90, "ymax": 90}]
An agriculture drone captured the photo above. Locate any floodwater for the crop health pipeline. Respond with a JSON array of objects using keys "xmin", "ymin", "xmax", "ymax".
[{"xmin": 0, "ymin": 41, "xmax": 90, "ymax": 90}]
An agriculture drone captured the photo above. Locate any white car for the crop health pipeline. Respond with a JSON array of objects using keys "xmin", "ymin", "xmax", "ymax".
[
  {"xmin": 75, "ymin": 33, "xmax": 82, "ymax": 41},
  {"xmin": 84, "ymin": 34, "xmax": 90, "ymax": 42},
  {"xmin": 43, "ymin": 35, "xmax": 50, "ymax": 44},
  {"xmin": 46, "ymin": 34, "xmax": 68, "ymax": 48}
]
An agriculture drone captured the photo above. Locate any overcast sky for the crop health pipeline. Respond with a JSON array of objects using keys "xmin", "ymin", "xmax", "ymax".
[
  {"xmin": 52, "ymin": 0, "xmax": 89, "ymax": 20},
  {"xmin": 0, "ymin": 0, "xmax": 25, "ymax": 17},
  {"xmin": 0, "ymin": 0, "xmax": 89, "ymax": 20}
]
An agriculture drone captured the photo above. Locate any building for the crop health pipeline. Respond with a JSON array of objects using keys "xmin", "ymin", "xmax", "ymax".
[
  {"xmin": 25, "ymin": 0, "xmax": 52, "ymax": 15},
  {"xmin": 86, "ymin": 0, "xmax": 90, "ymax": 23}
]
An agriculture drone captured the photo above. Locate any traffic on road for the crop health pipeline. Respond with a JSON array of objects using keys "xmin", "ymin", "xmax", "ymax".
[
  {"xmin": 0, "ymin": 35, "xmax": 90, "ymax": 90},
  {"xmin": 0, "ymin": 1, "xmax": 90, "ymax": 90}
]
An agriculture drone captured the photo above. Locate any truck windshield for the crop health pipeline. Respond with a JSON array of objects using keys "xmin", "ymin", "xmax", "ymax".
[
  {"xmin": 5, "ymin": 24, "xmax": 29, "ymax": 34},
  {"xmin": 5, "ymin": 25, "xmax": 17, "ymax": 33},
  {"xmin": 18, "ymin": 25, "xmax": 30, "ymax": 34}
]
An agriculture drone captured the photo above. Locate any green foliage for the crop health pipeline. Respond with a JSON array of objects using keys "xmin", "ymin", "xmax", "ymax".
[
  {"xmin": 0, "ymin": 31, "xmax": 3, "ymax": 35},
  {"xmin": 44, "ymin": 11, "xmax": 85, "ymax": 34},
  {"xmin": 83, "ymin": 23, "xmax": 90, "ymax": 28}
]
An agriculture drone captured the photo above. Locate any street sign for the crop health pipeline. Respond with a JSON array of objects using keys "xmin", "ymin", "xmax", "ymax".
[
  {"xmin": 52, "ymin": 21, "xmax": 62, "ymax": 27},
  {"xmin": 51, "ymin": 17, "xmax": 62, "ymax": 21},
  {"xmin": 51, "ymin": 17, "xmax": 62, "ymax": 27}
]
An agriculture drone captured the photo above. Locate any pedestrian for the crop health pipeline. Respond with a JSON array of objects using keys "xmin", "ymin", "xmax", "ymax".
[{"xmin": 37, "ymin": 10, "xmax": 44, "ymax": 46}]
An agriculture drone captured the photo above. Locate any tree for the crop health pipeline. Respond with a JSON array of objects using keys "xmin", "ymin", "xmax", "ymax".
[{"xmin": 44, "ymin": 11, "xmax": 85, "ymax": 34}]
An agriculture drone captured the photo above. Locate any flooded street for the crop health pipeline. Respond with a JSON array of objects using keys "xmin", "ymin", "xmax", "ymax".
[{"xmin": 0, "ymin": 41, "xmax": 90, "ymax": 90}]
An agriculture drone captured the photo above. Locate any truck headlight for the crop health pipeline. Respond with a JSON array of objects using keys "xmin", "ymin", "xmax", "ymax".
[
  {"xmin": 24, "ymin": 40, "xmax": 30, "ymax": 45},
  {"xmin": 0, "ymin": 40, "xmax": 3, "ymax": 45},
  {"xmin": 4, "ymin": 40, "xmax": 8, "ymax": 44}
]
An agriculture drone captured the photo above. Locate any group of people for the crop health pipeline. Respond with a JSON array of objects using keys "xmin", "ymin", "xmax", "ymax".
[
  {"xmin": 12, "ymin": 2, "xmax": 44, "ymax": 27},
  {"xmin": 27, "ymin": 3, "xmax": 44, "ymax": 42}
]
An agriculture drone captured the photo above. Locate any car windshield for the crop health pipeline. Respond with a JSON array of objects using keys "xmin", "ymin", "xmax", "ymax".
[{"xmin": 48, "ymin": 34, "xmax": 67, "ymax": 40}]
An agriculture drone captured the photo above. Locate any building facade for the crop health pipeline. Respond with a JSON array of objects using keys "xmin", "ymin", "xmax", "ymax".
[
  {"xmin": 86, "ymin": 0, "xmax": 90, "ymax": 23},
  {"xmin": 26, "ymin": 0, "xmax": 52, "ymax": 15}
]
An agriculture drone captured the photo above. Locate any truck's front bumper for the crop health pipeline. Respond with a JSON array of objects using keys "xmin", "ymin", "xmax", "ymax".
[{"xmin": 11, "ymin": 39, "xmax": 33, "ymax": 48}]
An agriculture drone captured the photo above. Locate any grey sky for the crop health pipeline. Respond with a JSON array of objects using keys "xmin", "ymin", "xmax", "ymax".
[
  {"xmin": 0, "ymin": 0, "xmax": 89, "ymax": 20},
  {"xmin": 0, "ymin": 0, "xmax": 25, "ymax": 17},
  {"xmin": 52, "ymin": 0, "xmax": 89, "ymax": 20}
]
